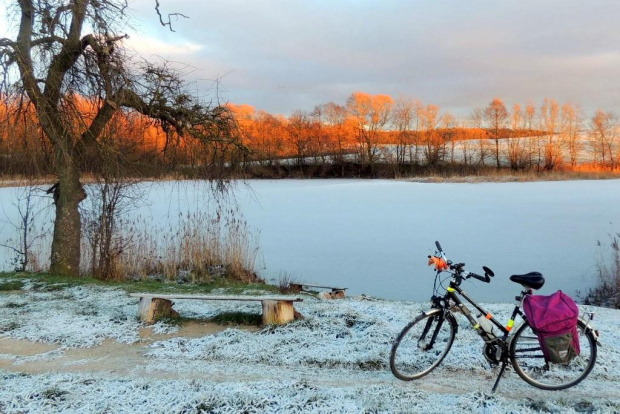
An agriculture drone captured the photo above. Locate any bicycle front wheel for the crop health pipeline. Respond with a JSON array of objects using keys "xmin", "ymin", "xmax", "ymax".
[
  {"xmin": 510, "ymin": 319, "xmax": 597, "ymax": 390},
  {"xmin": 390, "ymin": 309, "xmax": 456, "ymax": 381}
]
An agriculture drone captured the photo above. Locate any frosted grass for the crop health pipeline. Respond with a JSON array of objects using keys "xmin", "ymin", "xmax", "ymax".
[{"xmin": 1, "ymin": 281, "xmax": 620, "ymax": 412}]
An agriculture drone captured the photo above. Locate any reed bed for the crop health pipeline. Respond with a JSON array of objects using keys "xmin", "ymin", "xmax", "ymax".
[{"xmin": 80, "ymin": 211, "xmax": 261, "ymax": 284}]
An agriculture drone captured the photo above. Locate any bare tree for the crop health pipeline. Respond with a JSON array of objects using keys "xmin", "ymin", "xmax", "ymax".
[
  {"xmin": 540, "ymin": 98, "xmax": 561, "ymax": 170},
  {"xmin": 287, "ymin": 110, "xmax": 311, "ymax": 170},
  {"xmin": 392, "ymin": 97, "xmax": 419, "ymax": 165},
  {"xmin": 321, "ymin": 102, "xmax": 348, "ymax": 172},
  {"xmin": 561, "ymin": 103, "xmax": 582, "ymax": 168},
  {"xmin": 0, "ymin": 182, "xmax": 52, "ymax": 271},
  {"xmin": 483, "ymin": 98, "xmax": 509, "ymax": 169},
  {"xmin": 0, "ymin": 0, "xmax": 243, "ymax": 276},
  {"xmin": 310, "ymin": 104, "xmax": 329, "ymax": 165},
  {"xmin": 507, "ymin": 103, "xmax": 528, "ymax": 169},
  {"xmin": 346, "ymin": 92, "xmax": 393, "ymax": 169},
  {"xmin": 590, "ymin": 109, "xmax": 618, "ymax": 168},
  {"xmin": 420, "ymin": 104, "xmax": 442, "ymax": 166},
  {"xmin": 440, "ymin": 112, "xmax": 456, "ymax": 164},
  {"xmin": 470, "ymin": 108, "xmax": 489, "ymax": 167},
  {"xmin": 524, "ymin": 102, "xmax": 538, "ymax": 169}
]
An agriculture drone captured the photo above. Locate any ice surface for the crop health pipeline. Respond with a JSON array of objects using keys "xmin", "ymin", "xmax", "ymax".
[{"xmin": 2, "ymin": 179, "xmax": 619, "ymax": 302}]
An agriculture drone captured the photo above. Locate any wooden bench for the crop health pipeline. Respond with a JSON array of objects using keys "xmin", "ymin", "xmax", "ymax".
[
  {"xmin": 130, "ymin": 294, "xmax": 303, "ymax": 325},
  {"xmin": 289, "ymin": 283, "xmax": 347, "ymax": 299}
]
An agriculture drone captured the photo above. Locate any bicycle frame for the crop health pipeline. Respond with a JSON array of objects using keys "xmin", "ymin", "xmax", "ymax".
[
  {"xmin": 442, "ymin": 280, "xmax": 527, "ymax": 342},
  {"xmin": 391, "ymin": 241, "xmax": 600, "ymax": 392}
]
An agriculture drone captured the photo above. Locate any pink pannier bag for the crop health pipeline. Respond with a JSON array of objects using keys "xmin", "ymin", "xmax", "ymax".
[{"xmin": 523, "ymin": 290, "xmax": 580, "ymax": 364}]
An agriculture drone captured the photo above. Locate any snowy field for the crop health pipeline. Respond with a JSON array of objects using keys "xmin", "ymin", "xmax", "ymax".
[
  {"xmin": 1, "ymin": 279, "xmax": 620, "ymax": 413},
  {"xmin": 1, "ymin": 179, "xmax": 620, "ymax": 302}
]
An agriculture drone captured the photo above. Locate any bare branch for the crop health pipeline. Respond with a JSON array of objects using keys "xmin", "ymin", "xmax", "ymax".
[
  {"xmin": 0, "ymin": 38, "xmax": 15, "ymax": 47},
  {"xmin": 0, "ymin": 243, "xmax": 23, "ymax": 256},
  {"xmin": 154, "ymin": 0, "xmax": 189, "ymax": 32}
]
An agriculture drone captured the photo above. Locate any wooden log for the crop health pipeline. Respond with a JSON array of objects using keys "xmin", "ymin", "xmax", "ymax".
[
  {"xmin": 331, "ymin": 290, "xmax": 346, "ymax": 299},
  {"xmin": 317, "ymin": 290, "xmax": 345, "ymax": 300},
  {"xmin": 261, "ymin": 300, "xmax": 296, "ymax": 325},
  {"xmin": 138, "ymin": 297, "xmax": 178, "ymax": 324}
]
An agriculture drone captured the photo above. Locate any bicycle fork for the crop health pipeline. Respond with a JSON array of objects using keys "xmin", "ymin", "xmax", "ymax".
[{"xmin": 418, "ymin": 314, "xmax": 444, "ymax": 351}]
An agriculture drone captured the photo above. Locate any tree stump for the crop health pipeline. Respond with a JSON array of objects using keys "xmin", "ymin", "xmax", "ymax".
[
  {"xmin": 317, "ymin": 290, "xmax": 346, "ymax": 300},
  {"xmin": 138, "ymin": 297, "xmax": 179, "ymax": 324},
  {"xmin": 261, "ymin": 300, "xmax": 296, "ymax": 325}
]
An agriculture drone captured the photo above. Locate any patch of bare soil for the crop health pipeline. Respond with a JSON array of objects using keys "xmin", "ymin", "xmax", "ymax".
[{"xmin": 0, "ymin": 321, "xmax": 259, "ymax": 377}]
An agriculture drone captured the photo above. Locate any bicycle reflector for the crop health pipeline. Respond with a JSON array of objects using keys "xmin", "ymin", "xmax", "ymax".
[{"xmin": 428, "ymin": 256, "xmax": 449, "ymax": 271}]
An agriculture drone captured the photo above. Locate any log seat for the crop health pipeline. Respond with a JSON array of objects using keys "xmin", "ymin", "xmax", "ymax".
[{"xmin": 130, "ymin": 293, "xmax": 303, "ymax": 325}]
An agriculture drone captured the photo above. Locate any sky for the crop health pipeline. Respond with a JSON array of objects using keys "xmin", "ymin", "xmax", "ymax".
[{"xmin": 2, "ymin": 0, "xmax": 619, "ymax": 118}]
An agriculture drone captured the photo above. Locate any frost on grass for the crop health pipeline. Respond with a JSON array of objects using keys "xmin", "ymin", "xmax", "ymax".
[
  {"xmin": 147, "ymin": 298, "xmax": 422, "ymax": 370},
  {"xmin": 150, "ymin": 321, "xmax": 180, "ymax": 335},
  {"xmin": 0, "ymin": 282, "xmax": 140, "ymax": 348},
  {"xmin": 147, "ymin": 300, "xmax": 518, "ymax": 373},
  {"xmin": 1, "ymin": 282, "xmax": 620, "ymax": 413},
  {"xmin": 3, "ymin": 371, "xmax": 619, "ymax": 414}
]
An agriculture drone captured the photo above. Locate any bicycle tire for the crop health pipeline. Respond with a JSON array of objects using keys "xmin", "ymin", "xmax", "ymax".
[
  {"xmin": 510, "ymin": 319, "xmax": 597, "ymax": 390},
  {"xmin": 390, "ymin": 309, "xmax": 456, "ymax": 381}
]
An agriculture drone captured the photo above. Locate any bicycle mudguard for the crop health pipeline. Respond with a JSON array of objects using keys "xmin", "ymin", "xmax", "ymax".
[{"xmin": 579, "ymin": 316, "xmax": 601, "ymax": 346}]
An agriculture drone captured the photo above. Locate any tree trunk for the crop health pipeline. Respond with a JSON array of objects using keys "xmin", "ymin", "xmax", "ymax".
[
  {"xmin": 49, "ymin": 143, "xmax": 86, "ymax": 276},
  {"xmin": 495, "ymin": 136, "xmax": 500, "ymax": 169}
]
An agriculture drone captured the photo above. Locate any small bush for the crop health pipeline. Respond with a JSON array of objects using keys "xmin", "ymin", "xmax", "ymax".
[
  {"xmin": 4, "ymin": 302, "xmax": 26, "ymax": 308},
  {"xmin": 0, "ymin": 321, "xmax": 19, "ymax": 332},
  {"xmin": 277, "ymin": 272, "xmax": 297, "ymax": 294},
  {"xmin": 581, "ymin": 233, "xmax": 620, "ymax": 308},
  {"xmin": 0, "ymin": 280, "xmax": 24, "ymax": 291},
  {"xmin": 42, "ymin": 388, "xmax": 69, "ymax": 401}
]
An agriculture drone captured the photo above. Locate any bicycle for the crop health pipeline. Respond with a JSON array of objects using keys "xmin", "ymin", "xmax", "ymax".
[{"xmin": 389, "ymin": 241, "xmax": 600, "ymax": 392}]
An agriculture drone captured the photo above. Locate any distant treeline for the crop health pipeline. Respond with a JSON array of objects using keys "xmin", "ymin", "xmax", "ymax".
[{"xmin": 0, "ymin": 93, "xmax": 618, "ymax": 179}]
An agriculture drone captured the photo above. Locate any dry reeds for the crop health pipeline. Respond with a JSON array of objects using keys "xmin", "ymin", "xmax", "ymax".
[
  {"xmin": 81, "ymin": 210, "xmax": 261, "ymax": 283},
  {"xmin": 581, "ymin": 233, "xmax": 620, "ymax": 309}
]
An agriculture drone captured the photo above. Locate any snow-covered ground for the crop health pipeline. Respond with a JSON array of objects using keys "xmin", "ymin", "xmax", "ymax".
[{"xmin": 1, "ymin": 279, "xmax": 619, "ymax": 413}]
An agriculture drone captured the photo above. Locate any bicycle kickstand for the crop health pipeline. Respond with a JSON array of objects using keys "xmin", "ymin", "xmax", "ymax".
[{"xmin": 491, "ymin": 361, "xmax": 508, "ymax": 392}]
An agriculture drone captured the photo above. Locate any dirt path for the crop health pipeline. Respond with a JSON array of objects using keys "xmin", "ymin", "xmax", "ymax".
[
  {"xmin": 0, "ymin": 322, "xmax": 258, "ymax": 377},
  {"xmin": 2, "ymin": 325, "xmax": 618, "ymax": 405}
]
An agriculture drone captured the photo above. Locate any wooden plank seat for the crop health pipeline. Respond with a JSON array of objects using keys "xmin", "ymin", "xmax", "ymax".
[
  {"xmin": 130, "ymin": 293, "xmax": 303, "ymax": 325},
  {"xmin": 289, "ymin": 283, "xmax": 347, "ymax": 299}
]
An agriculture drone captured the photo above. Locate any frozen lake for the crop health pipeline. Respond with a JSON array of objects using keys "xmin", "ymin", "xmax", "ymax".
[{"xmin": 1, "ymin": 179, "xmax": 619, "ymax": 302}]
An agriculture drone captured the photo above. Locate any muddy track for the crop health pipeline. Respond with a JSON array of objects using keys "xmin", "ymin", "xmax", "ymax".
[{"xmin": 2, "ymin": 329, "xmax": 617, "ymax": 406}]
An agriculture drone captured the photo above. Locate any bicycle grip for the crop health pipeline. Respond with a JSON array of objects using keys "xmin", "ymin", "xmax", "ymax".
[{"xmin": 469, "ymin": 272, "xmax": 491, "ymax": 283}]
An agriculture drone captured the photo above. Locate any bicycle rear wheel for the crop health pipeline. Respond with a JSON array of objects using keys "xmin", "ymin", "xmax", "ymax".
[
  {"xmin": 390, "ymin": 309, "xmax": 456, "ymax": 381},
  {"xmin": 510, "ymin": 319, "xmax": 597, "ymax": 390}
]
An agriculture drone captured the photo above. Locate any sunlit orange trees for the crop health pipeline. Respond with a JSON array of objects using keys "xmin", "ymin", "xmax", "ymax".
[
  {"xmin": 2, "ymin": 91, "xmax": 619, "ymax": 181},
  {"xmin": 484, "ymin": 98, "xmax": 509, "ymax": 169},
  {"xmin": 346, "ymin": 92, "xmax": 394, "ymax": 169}
]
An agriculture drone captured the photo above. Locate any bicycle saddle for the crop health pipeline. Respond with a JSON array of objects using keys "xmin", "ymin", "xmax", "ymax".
[{"xmin": 509, "ymin": 272, "xmax": 545, "ymax": 290}]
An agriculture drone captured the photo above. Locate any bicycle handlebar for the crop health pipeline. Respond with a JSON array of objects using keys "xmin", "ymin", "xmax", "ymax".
[
  {"xmin": 435, "ymin": 240, "xmax": 443, "ymax": 253},
  {"xmin": 431, "ymin": 240, "xmax": 494, "ymax": 284},
  {"xmin": 467, "ymin": 272, "xmax": 491, "ymax": 283}
]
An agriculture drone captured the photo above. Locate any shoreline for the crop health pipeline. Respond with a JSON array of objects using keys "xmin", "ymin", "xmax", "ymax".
[{"xmin": 1, "ymin": 170, "xmax": 620, "ymax": 189}]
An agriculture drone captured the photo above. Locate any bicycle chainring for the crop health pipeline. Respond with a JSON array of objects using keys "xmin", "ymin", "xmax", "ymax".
[{"xmin": 483, "ymin": 343, "xmax": 500, "ymax": 366}]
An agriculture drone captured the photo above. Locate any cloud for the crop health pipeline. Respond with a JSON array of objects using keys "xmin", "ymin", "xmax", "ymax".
[
  {"xmin": 124, "ymin": 33, "xmax": 204, "ymax": 58},
  {"xmin": 54, "ymin": 0, "xmax": 620, "ymax": 116}
]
